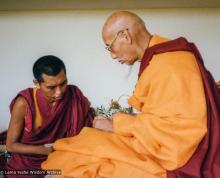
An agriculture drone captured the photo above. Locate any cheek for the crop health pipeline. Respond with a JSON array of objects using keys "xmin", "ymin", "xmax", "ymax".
[
  {"xmin": 41, "ymin": 88, "xmax": 54, "ymax": 97},
  {"xmin": 46, "ymin": 91, "xmax": 55, "ymax": 98},
  {"xmin": 62, "ymin": 85, "xmax": 67, "ymax": 93},
  {"xmin": 122, "ymin": 52, "xmax": 134, "ymax": 61},
  {"xmin": 114, "ymin": 49, "xmax": 126, "ymax": 59},
  {"xmin": 120, "ymin": 45, "xmax": 133, "ymax": 57},
  {"xmin": 126, "ymin": 49, "xmax": 137, "ymax": 60}
]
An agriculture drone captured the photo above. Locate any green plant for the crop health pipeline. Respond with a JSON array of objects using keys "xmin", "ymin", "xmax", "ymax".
[{"xmin": 94, "ymin": 95, "xmax": 133, "ymax": 117}]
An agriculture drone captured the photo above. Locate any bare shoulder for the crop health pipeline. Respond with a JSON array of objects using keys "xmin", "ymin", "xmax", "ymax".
[
  {"xmin": 11, "ymin": 96, "xmax": 28, "ymax": 116},
  {"xmin": 7, "ymin": 96, "xmax": 28, "ymax": 142}
]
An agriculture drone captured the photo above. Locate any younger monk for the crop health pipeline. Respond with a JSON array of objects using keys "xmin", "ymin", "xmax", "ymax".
[
  {"xmin": 42, "ymin": 11, "xmax": 220, "ymax": 178},
  {"xmin": 6, "ymin": 55, "xmax": 94, "ymax": 177}
]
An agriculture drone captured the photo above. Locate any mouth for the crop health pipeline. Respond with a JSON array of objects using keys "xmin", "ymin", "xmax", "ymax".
[
  {"xmin": 118, "ymin": 60, "xmax": 125, "ymax": 64},
  {"xmin": 54, "ymin": 95, "xmax": 63, "ymax": 101}
]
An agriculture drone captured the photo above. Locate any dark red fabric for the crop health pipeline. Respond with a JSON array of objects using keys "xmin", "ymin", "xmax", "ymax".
[
  {"xmin": 0, "ymin": 130, "xmax": 7, "ymax": 171},
  {"xmin": 138, "ymin": 37, "xmax": 220, "ymax": 178},
  {"xmin": 0, "ymin": 131, "xmax": 7, "ymax": 145},
  {"xmin": 6, "ymin": 85, "xmax": 94, "ymax": 177}
]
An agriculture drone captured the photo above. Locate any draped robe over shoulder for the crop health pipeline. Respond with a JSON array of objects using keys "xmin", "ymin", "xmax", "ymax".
[
  {"xmin": 7, "ymin": 85, "xmax": 93, "ymax": 178},
  {"xmin": 42, "ymin": 36, "xmax": 220, "ymax": 178}
]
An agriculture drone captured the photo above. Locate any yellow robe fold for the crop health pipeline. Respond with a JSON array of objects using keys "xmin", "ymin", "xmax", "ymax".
[{"xmin": 42, "ymin": 35, "xmax": 207, "ymax": 178}]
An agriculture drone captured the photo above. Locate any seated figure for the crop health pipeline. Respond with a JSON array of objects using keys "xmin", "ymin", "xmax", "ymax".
[
  {"xmin": 6, "ymin": 55, "xmax": 94, "ymax": 178},
  {"xmin": 42, "ymin": 11, "xmax": 220, "ymax": 178}
]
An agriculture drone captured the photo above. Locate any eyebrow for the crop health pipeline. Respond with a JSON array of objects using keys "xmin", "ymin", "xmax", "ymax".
[{"xmin": 46, "ymin": 79, "xmax": 67, "ymax": 88}]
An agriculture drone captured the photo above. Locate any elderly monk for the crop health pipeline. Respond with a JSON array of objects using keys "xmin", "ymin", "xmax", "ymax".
[
  {"xmin": 6, "ymin": 55, "xmax": 94, "ymax": 178},
  {"xmin": 42, "ymin": 11, "xmax": 220, "ymax": 178}
]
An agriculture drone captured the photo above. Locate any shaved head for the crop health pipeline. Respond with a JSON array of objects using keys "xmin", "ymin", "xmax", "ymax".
[
  {"xmin": 102, "ymin": 11, "xmax": 152, "ymax": 64},
  {"xmin": 102, "ymin": 11, "xmax": 148, "ymax": 40}
]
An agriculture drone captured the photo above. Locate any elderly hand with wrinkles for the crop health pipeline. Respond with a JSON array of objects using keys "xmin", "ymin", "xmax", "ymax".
[{"xmin": 93, "ymin": 113, "xmax": 121, "ymax": 132}]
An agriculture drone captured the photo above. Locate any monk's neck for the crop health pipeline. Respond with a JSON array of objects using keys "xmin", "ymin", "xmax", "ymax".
[{"xmin": 137, "ymin": 34, "xmax": 152, "ymax": 61}]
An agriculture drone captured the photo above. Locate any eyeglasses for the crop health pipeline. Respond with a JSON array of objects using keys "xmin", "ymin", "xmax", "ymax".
[{"xmin": 105, "ymin": 29, "xmax": 128, "ymax": 52}]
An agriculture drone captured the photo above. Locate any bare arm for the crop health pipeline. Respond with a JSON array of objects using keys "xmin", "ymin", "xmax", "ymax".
[{"xmin": 6, "ymin": 96, "xmax": 52, "ymax": 155}]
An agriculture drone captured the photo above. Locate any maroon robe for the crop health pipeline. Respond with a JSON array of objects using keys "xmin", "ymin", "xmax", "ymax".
[
  {"xmin": 139, "ymin": 37, "xmax": 220, "ymax": 178},
  {"xmin": 7, "ymin": 85, "xmax": 94, "ymax": 178},
  {"xmin": 0, "ymin": 130, "xmax": 7, "ymax": 170}
]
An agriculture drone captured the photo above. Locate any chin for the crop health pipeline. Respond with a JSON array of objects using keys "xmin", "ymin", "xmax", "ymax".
[{"xmin": 126, "ymin": 59, "xmax": 136, "ymax": 65}]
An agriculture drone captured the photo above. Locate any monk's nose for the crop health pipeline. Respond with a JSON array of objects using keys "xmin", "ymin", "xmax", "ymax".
[
  {"xmin": 110, "ymin": 52, "xmax": 118, "ymax": 59},
  {"xmin": 55, "ymin": 86, "xmax": 62, "ymax": 95}
]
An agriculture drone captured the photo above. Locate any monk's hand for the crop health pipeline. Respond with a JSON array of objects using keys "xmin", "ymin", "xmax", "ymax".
[
  {"xmin": 93, "ymin": 115, "xmax": 113, "ymax": 132},
  {"xmin": 42, "ymin": 144, "xmax": 54, "ymax": 155}
]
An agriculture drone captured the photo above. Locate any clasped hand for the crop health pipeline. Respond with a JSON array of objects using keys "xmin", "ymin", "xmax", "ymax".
[{"xmin": 93, "ymin": 115, "xmax": 114, "ymax": 132}]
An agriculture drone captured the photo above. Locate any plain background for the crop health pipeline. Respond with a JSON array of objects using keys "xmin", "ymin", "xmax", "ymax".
[{"xmin": 0, "ymin": 8, "xmax": 220, "ymax": 131}]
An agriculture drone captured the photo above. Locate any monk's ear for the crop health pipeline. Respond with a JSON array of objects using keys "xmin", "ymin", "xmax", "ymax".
[
  {"xmin": 121, "ymin": 29, "xmax": 132, "ymax": 44},
  {"xmin": 33, "ymin": 79, "xmax": 40, "ymax": 89}
]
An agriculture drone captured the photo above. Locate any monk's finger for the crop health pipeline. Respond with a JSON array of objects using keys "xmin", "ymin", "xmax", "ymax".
[{"xmin": 95, "ymin": 115, "xmax": 107, "ymax": 120}]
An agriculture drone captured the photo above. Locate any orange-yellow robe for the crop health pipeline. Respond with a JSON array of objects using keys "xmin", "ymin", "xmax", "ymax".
[{"xmin": 41, "ymin": 35, "xmax": 207, "ymax": 178}]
